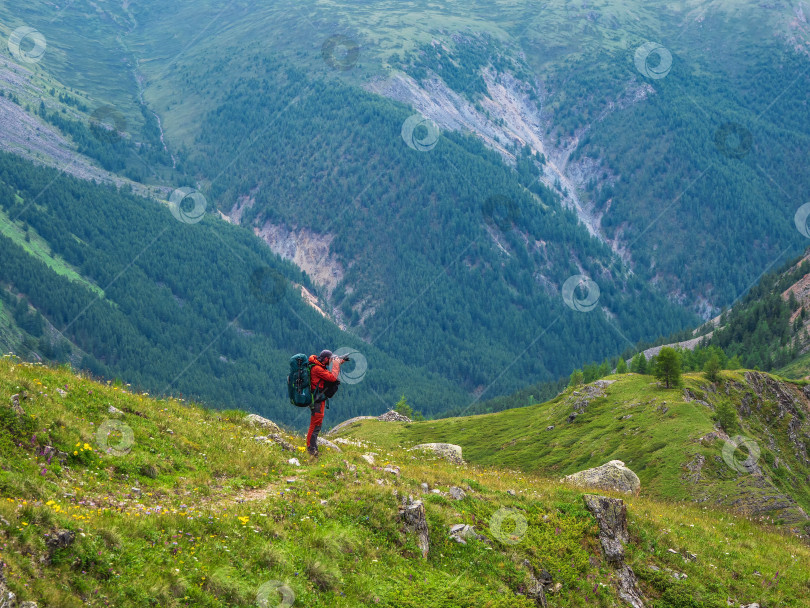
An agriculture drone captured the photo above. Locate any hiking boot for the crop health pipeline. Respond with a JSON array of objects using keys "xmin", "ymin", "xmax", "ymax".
[{"xmin": 307, "ymin": 448, "xmax": 320, "ymax": 459}]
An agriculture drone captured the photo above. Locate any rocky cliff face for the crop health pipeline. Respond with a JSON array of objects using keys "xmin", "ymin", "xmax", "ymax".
[{"xmin": 366, "ymin": 52, "xmax": 652, "ymax": 262}]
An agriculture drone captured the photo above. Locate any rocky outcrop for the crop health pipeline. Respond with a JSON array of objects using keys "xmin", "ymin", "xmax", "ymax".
[
  {"xmin": 563, "ymin": 460, "xmax": 641, "ymax": 495},
  {"xmin": 399, "ymin": 496, "xmax": 430, "ymax": 558},
  {"xmin": 9, "ymin": 394, "xmax": 24, "ymax": 416},
  {"xmin": 267, "ymin": 433, "xmax": 296, "ymax": 452},
  {"xmin": 409, "ymin": 443, "xmax": 464, "ymax": 464},
  {"xmin": 245, "ymin": 414, "xmax": 281, "ymax": 435},
  {"xmin": 583, "ymin": 495, "xmax": 629, "ymax": 563},
  {"xmin": 316, "ymin": 437, "xmax": 342, "ymax": 453},
  {"xmin": 683, "ymin": 453, "xmax": 706, "ymax": 484},
  {"xmin": 745, "ymin": 372, "xmax": 809, "ymax": 465},
  {"xmin": 377, "ymin": 410, "xmax": 412, "ymax": 422},
  {"xmin": 584, "ymin": 495, "xmax": 645, "ymax": 608},
  {"xmin": 566, "ymin": 380, "xmax": 614, "ymax": 422},
  {"xmin": 327, "ymin": 411, "xmax": 411, "ymax": 436}
]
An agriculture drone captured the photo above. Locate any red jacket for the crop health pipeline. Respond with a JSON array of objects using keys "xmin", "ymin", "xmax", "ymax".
[{"xmin": 309, "ymin": 354, "xmax": 342, "ymax": 393}]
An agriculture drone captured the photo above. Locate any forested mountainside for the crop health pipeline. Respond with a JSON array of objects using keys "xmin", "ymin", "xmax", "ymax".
[
  {"xmin": 0, "ymin": 152, "xmax": 466, "ymax": 427},
  {"xmin": 1, "ymin": 0, "xmax": 810, "ymax": 418}
]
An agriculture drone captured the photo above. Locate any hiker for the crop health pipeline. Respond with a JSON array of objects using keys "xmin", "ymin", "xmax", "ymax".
[{"xmin": 306, "ymin": 349, "xmax": 347, "ymax": 457}]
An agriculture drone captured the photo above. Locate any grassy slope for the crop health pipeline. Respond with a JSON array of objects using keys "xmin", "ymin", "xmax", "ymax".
[
  {"xmin": 341, "ymin": 372, "xmax": 810, "ymax": 528},
  {"xmin": 1, "ymin": 357, "xmax": 809, "ymax": 608},
  {"xmin": 0, "ymin": 206, "xmax": 103, "ymax": 298}
]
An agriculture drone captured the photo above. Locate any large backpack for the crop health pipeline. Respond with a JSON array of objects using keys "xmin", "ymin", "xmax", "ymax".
[{"xmin": 287, "ymin": 354, "xmax": 314, "ymax": 407}]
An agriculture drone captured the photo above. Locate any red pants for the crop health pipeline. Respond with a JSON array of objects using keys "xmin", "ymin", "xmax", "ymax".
[{"xmin": 307, "ymin": 401, "xmax": 325, "ymax": 450}]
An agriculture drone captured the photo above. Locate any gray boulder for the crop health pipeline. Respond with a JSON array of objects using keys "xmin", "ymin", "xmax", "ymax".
[
  {"xmin": 448, "ymin": 486, "xmax": 466, "ymax": 500},
  {"xmin": 245, "ymin": 414, "xmax": 281, "ymax": 434},
  {"xmin": 316, "ymin": 437, "xmax": 342, "ymax": 453},
  {"xmin": 410, "ymin": 443, "xmax": 464, "ymax": 464},
  {"xmin": 562, "ymin": 460, "xmax": 640, "ymax": 495}
]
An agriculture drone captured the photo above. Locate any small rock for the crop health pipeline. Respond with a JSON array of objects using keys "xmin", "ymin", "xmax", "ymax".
[
  {"xmin": 9, "ymin": 394, "xmax": 24, "ymax": 416},
  {"xmin": 685, "ymin": 552, "xmax": 697, "ymax": 562},
  {"xmin": 506, "ymin": 489, "xmax": 516, "ymax": 496},
  {"xmin": 361, "ymin": 454, "xmax": 376, "ymax": 465},
  {"xmin": 320, "ymin": 500, "xmax": 328, "ymax": 506},
  {"xmin": 420, "ymin": 482, "xmax": 429, "ymax": 492},
  {"xmin": 316, "ymin": 437, "xmax": 342, "ymax": 453},
  {"xmin": 131, "ymin": 487, "xmax": 141, "ymax": 495},
  {"xmin": 448, "ymin": 486, "xmax": 466, "ymax": 500},
  {"xmin": 448, "ymin": 523, "xmax": 485, "ymax": 544},
  {"xmin": 285, "ymin": 478, "xmax": 296, "ymax": 484},
  {"xmin": 20, "ymin": 602, "xmax": 38, "ymax": 608},
  {"xmin": 549, "ymin": 582, "xmax": 562, "ymax": 594},
  {"xmin": 267, "ymin": 433, "xmax": 295, "ymax": 452},
  {"xmin": 245, "ymin": 414, "xmax": 282, "ymax": 434},
  {"xmin": 546, "ymin": 425, "xmax": 555, "ymax": 431},
  {"xmin": 384, "ymin": 466, "xmax": 400, "ymax": 476},
  {"xmin": 108, "ymin": 405, "xmax": 123, "ymax": 414},
  {"xmin": 667, "ymin": 548, "xmax": 678, "ymax": 555},
  {"xmin": 287, "ymin": 458, "xmax": 301, "ymax": 467},
  {"xmin": 56, "ymin": 388, "xmax": 67, "ymax": 398},
  {"xmin": 399, "ymin": 496, "xmax": 430, "ymax": 558},
  {"xmin": 46, "ymin": 529, "xmax": 76, "ymax": 550},
  {"xmin": 343, "ymin": 460, "xmax": 357, "ymax": 473},
  {"xmin": 253, "ymin": 436, "xmax": 270, "ymax": 444},
  {"xmin": 431, "ymin": 489, "xmax": 441, "ymax": 494}
]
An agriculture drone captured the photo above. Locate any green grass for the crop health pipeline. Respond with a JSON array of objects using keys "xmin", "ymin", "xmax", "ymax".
[
  {"xmin": 342, "ymin": 372, "xmax": 810, "ymax": 529},
  {"xmin": 1, "ymin": 357, "xmax": 809, "ymax": 607}
]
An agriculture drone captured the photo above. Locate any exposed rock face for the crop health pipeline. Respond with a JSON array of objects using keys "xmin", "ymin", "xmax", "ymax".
[
  {"xmin": 745, "ymin": 372, "xmax": 809, "ymax": 466},
  {"xmin": 583, "ymin": 495, "xmax": 646, "ymax": 608},
  {"xmin": 683, "ymin": 454, "xmax": 706, "ymax": 484},
  {"xmin": 399, "ymin": 496, "xmax": 430, "ymax": 558},
  {"xmin": 253, "ymin": 222, "xmax": 344, "ymax": 296},
  {"xmin": 566, "ymin": 380, "xmax": 614, "ymax": 422},
  {"xmin": 245, "ymin": 414, "xmax": 281, "ymax": 435},
  {"xmin": 563, "ymin": 460, "xmax": 641, "ymax": 495},
  {"xmin": 409, "ymin": 443, "xmax": 464, "ymax": 464}
]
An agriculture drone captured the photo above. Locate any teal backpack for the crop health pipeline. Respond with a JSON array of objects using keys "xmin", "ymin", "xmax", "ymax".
[{"xmin": 287, "ymin": 353, "xmax": 314, "ymax": 407}]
